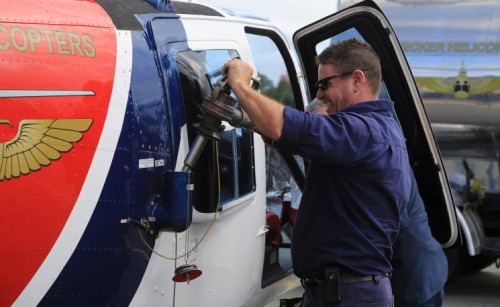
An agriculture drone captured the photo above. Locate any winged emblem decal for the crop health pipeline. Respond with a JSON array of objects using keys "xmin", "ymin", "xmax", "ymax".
[{"xmin": 0, "ymin": 119, "xmax": 93, "ymax": 181}]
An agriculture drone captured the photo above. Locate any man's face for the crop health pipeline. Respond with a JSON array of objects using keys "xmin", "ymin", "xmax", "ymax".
[{"xmin": 315, "ymin": 63, "xmax": 354, "ymax": 114}]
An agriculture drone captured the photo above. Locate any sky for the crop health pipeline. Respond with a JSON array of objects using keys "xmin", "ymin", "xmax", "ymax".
[
  {"xmin": 184, "ymin": 0, "xmax": 500, "ymax": 78},
  {"xmin": 189, "ymin": 0, "xmax": 339, "ymax": 39}
]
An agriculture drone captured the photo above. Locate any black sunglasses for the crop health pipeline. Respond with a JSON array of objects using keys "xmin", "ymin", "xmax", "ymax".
[{"xmin": 315, "ymin": 70, "xmax": 355, "ymax": 91}]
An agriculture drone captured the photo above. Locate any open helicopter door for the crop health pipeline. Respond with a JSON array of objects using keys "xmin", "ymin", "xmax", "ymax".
[{"xmin": 293, "ymin": 0, "xmax": 459, "ymax": 247}]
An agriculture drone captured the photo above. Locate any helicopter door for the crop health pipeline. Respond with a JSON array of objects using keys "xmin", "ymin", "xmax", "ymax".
[{"xmin": 293, "ymin": 0, "xmax": 459, "ymax": 247}]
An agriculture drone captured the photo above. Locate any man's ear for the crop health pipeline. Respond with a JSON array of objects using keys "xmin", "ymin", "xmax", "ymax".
[
  {"xmin": 351, "ymin": 70, "xmax": 364, "ymax": 94},
  {"xmin": 352, "ymin": 69, "xmax": 364, "ymax": 84}
]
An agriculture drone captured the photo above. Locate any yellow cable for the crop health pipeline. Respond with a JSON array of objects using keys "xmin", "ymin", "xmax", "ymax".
[{"xmin": 137, "ymin": 140, "xmax": 221, "ymax": 260}]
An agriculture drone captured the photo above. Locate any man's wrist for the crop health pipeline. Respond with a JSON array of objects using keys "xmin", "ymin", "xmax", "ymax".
[
  {"xmin": 231, "ymin": 79, "xmax": 250, "ymax": 93},
  {"xmin": 231, "ymin": 80, "xmax": 254, "ymax": 103}
]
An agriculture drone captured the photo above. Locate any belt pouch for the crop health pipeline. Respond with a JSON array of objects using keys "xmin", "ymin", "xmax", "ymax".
[{"xmin": 324, "ymin": 267, "xmax": 342, "ymax": 303}]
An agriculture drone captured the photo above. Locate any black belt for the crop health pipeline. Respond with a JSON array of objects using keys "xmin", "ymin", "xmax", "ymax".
[{"xmin": 301, "ymin": 272, "xmax": 388, "ymax": 287}]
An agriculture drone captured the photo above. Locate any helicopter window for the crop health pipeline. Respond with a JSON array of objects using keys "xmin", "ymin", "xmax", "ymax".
[
  {"xmin": 176, "ymin": 49, "xmax": 255, "ymax": 213},
  {"xmin": 246, "ymin": 32, "xmax": 298, "ymax": 109}
]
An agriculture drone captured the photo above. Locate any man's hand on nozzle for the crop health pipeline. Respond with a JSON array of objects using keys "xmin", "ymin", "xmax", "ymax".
[
  {"xmin": 222, "ymin": 59, "xmax": 254, "ymax": 93},
  {"xmin": 222, "ymin": 58, "xmax": 285, "ymax": 142}
]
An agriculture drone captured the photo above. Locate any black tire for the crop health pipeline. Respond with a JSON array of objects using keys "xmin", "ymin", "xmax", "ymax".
[
  {"xmin": 462, "ymin": 253, "xmax": 496, "ymax": 275},
  {"xmin": 446, "ymin": 242, "xmax": 497, "ymax": 281}
]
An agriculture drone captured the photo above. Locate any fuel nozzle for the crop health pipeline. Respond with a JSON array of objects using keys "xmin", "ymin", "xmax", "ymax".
[
  {"xmin": 200, "ymin": 74, "xmax": 260, "ymax": 132},
  {"xmin": 182, "ymin": 75, "xmax": 260, "ymax": 172}
]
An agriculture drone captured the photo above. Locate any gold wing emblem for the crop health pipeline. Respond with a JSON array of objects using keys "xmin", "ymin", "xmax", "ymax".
[{"xmin": 0, "ymin": 119, "xmax": 93, "ymax": 181}]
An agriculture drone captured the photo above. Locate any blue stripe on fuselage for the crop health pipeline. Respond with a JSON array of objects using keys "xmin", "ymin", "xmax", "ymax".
[{"xmin": 39, "ymin": 15, "xmax": 190, "ymax": 306}]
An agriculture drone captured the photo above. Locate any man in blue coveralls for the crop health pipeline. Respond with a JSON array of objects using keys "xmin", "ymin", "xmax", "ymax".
[
  {"xmin": 307, "ymin": 100, "xmax": 448, "ymax": 307},
  {"xmin": 223, "ymin": 38, "xmax": 410, "ymax": 306}
]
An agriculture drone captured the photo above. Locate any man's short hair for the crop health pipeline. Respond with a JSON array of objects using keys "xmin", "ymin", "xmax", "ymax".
[{"xmin": 316, "ymin": 38, "xmax": 382, "ymax": 96}]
